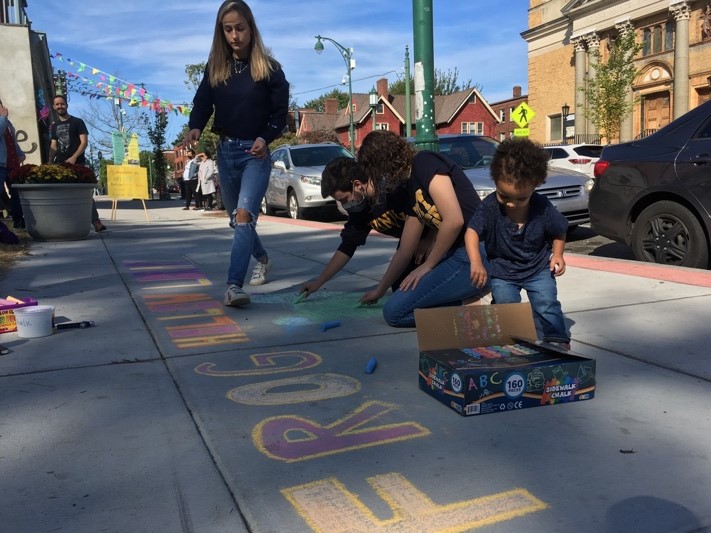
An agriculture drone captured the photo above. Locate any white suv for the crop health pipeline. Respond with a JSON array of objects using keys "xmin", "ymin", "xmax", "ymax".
[{"xmin": 544, "ymin": 143, "xmax": 603, "ymax": 179}]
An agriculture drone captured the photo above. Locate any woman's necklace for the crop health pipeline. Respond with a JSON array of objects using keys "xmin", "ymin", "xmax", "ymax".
[{"xmin": 233, "ymin": 58, "xmax": 249, "ymax": 75}]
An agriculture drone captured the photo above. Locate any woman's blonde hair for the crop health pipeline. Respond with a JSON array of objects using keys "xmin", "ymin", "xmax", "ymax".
[{"xmin": 207, "ymin": 0, "xmax": 279, "ymax": 87}]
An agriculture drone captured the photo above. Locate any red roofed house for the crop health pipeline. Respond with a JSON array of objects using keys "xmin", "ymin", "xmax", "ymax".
[{"xmin": 296, "ymin": 78, "xmax": 500, "ymax": 151}]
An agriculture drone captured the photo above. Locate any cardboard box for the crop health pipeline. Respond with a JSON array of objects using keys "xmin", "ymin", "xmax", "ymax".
[
  {"xmin": 0, "ymin": 297, "xmax": 39, "ymax": 334},
  {"xmin": 415, "ymin": 304, "xmax": 596, "ymax": 416}
]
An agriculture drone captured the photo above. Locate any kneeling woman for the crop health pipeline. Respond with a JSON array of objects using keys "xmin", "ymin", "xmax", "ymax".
[{"xmin": 358, "ymin": 131, "xmax": 489, "ymax": 327}]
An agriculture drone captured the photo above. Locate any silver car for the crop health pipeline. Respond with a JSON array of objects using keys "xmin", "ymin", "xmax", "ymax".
[
  {"xmin": 436, "ymin": 134, "xmax": 594, "ymax": 229},
  {"xmin": 262, "ymin": 143, "xmax": 354, "ymax": 219}
]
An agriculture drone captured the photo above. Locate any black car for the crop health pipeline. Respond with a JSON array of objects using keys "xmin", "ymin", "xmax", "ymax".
[{"xmin": 590, "ymin": 99, "xmax": 711, "ymax": 269}]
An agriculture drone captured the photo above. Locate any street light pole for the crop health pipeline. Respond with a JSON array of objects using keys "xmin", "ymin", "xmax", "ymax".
[
  {"xmin": 369, "ymin": 86, "xmax": 378, "ymax": 131},
  {"xmin": 315, "ymin": 35, "xmax": 356, "ymax": 154},
  {"xmin": 412, "ymin": 0, "xmax": 438, "ymax": 151},
  {"xmin": 561, "ymin": 103, "xmax": 570, "ymax": 145}
]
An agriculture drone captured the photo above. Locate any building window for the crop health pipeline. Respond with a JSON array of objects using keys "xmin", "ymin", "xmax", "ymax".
[
  {"xmin": 376, "ymin": 103, "xmax": 384, "ymax": 114},
  {"xmin": 549, "ymin": 114, "xmax": 562, "ymax": 142},
  {"xmin": 499, "ymin": 132, "xmax": 506, "ymax": 141},
  {"xmin": 461, "ymin": 122, "xmax": 483, "ymax": 135},
  {"xmin": 642, "ymin": 21, "xmax": 674, "ymax": 56},
  {"xmin": 509, "ymin": 107, "xmax": 514, "ymax": 121},
  {"xmin": 468, "ymin": 93, "xmax": 477, "ymax": 104},
  {"xmin": 375, "ymin": 123, "xmax": 389, "ymax": 131},
  {"xmin": 499, "ymin": 109, "xmax": 505, "ymax": 122}
]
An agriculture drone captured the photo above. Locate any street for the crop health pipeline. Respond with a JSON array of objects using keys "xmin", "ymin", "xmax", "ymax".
[{"xmin": 566, "ymin": 224, "xmax": 635, "ymax": 261}]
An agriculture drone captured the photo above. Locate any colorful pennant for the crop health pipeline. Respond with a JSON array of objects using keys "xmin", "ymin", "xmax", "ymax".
[{"xmin": 51, "ymin": 50, "xmax": 192, "ymax": 117}]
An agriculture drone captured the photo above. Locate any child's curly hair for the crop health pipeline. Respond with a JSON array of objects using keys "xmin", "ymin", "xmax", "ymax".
[
  {"xmin": 490, "ymin": 138, "xmax": 548, "ymax": 189},
  {"xmin": 356, "ymin": 131, "xmax": 415, "ymax": 198}
]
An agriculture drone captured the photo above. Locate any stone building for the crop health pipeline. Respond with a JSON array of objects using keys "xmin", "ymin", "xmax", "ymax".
[{"xmin": 522, "ymin": 0, "xmax": 711, "ymax": 144}]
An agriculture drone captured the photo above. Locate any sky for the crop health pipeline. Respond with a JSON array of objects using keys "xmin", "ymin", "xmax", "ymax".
[{"xmin": 27, "ymin": 0, "xmax": 530, "ymax": 148}]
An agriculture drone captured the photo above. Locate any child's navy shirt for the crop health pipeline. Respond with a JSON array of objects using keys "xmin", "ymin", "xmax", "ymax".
[{"xmin": 468, "ymin": 192, "xmax": 568, "ymax": 281}]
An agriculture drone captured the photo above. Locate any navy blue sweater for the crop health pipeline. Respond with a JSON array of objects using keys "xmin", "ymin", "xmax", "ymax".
[{"xmin": 188, "ymin": 60, "xmax": 289, "ymax": 144}]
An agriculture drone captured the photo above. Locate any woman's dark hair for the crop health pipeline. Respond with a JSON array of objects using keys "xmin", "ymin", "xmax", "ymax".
[{"xmin": 356, "ymin": 130, "xmax": 415, "ymax": 199}]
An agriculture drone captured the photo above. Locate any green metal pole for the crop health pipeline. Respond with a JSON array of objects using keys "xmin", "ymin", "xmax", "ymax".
[
  {"xmin": 404, "ymin": 45, "xmax": 412, "ymax": 137},
  {"xmin": 412, "ymin": 0, "xmax": 438, "ymax": 151}
]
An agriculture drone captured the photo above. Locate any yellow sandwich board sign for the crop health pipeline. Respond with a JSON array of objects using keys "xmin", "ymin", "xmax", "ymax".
[
  {"xmin": 107, "ymin": 164, "xmax": 148, "ymax": 199},
  {"xmin": 512, "ymin": 102, "xmax": 535, "ymax": 128}
]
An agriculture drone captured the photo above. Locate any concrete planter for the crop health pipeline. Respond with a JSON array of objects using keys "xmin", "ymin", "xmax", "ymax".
[{"xmin": 14, "ymin": 183, "xmax": 95, "ymax": 241}]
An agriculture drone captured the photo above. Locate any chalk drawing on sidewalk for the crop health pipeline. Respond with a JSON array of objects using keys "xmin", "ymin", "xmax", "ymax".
[
  {"xmin": 252, "ymin": 400, "xmax": 430, "ymax": 463},
  {"xmin": 195, "ymin": 351, "xmax": 322, "ymax": 376},
  {"xmin": 229, "ymin": 373, "xmax": 360, "ymax": 405},
  {"xmin": 251, "ymin": 290, "xmax": 386, "ymax": 326},
  {"xmin": 282, "ymin": 473, "xmax": 547, "ymax": 532},
  {"xmin": 123, "ymin": 260, "xmax": 211, "ymax": 288},
  {"xmin": 141, "ymin": 293, "xmax": 249, "ymax": 348}
]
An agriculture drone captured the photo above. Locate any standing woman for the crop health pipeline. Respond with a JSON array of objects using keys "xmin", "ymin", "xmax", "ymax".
[
  {"xmin": 197, "ymin": 150, "xmax": 216, "ymax": 210},
  {"xmin": 183, "ymin": 0, "xmax": 289, "ymax": 306},
  {"xmin": 358, "ymin": 131, "xmax": 490, "ymax": 327}
]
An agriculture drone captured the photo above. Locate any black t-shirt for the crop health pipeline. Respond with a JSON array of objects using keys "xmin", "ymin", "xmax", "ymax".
[
  {"xmin": 50, "ymin": 116, "xmax": 88, "ymax": 164},
  {"xmin": 337, "ymin": 183, "xmax": 410, "ymax": 257},
  {"xmin": 406, "ymin": 151, "xmax": 480, "ymax": 249}
]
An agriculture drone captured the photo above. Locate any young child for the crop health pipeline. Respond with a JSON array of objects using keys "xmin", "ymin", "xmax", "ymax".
[{"xmin": 465, "ymin": 138, "xmax": 570, "ymax": 348}]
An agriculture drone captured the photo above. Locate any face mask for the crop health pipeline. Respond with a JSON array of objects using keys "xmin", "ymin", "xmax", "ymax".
[
  {"xmin": 342, "ymin": 196, "xmax": 368, "ymax": 213},
  {"xmin": 341, "ymin": 182, "xmax": 369, "ymax": 213}
]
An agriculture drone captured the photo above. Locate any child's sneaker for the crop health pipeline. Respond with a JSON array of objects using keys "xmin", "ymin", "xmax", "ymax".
[
  {"xmin": 249, "ymin": 258, "xmax": 272, "ymax": 286},
  {"xmin": 224, "ymin": 284, "xmax": 250, "ymax": 307}
]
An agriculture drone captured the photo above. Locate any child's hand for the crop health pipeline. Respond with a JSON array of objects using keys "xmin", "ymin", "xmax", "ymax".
[
  {"xmin": 550, "ymin": 255, "xmax": 566, "ymax": 276},
  {"xmin": 470, "ymin": 261, "xmax": 488, "ymax": 288}
]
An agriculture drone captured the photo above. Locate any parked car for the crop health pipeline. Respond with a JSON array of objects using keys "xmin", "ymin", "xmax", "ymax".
[
  {"xmin": 430, "ymin": 135, "xmax": 594, "ymax": 228},
  {"xmin": 543, "ymin": 143, "xmax": 603, "ymax": 179},
  {"xmin": 262, "ymin": 143, "xmax": 354, "ymax": 219},
  {"xmin": 589, "ymin": 99, "xmax": 711, "ymax": 269}
]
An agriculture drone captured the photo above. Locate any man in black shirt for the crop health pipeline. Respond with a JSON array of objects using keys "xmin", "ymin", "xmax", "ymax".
[
  {"xmin": 298, "ymin": 157, "xmax": 432, "ymax": 298},
  {"xmin": 49, "ymin": 95, "xmax": 106, "ymax": 232}
]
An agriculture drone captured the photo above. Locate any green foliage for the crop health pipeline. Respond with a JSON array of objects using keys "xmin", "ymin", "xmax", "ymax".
[
  {"xmin": 146, "ymin": 111, "xmax": 170, "ymax": 199},
  {"xmin": 300, "ymin": 129, "xmax": 341, "ymax": 145},
  {"xmin": 269, "ymin": 132, "xmax": 300, "ymax": 150},
  {"xmin": 580, "ymin": 30, "xmax": 642, "ymax": 143},
  {"xmin": 389, "ymin": 67, "xmax": 479, "ymax": 96},
  {"xmin": 302, "ymin": 89, "xmax": 350, "ymax": 112},
  {"xmin": 184, "ymin": 62, "xmax": 207, "ymax": 92}
]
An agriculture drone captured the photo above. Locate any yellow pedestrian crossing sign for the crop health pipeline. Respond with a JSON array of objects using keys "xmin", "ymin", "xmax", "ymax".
[{"xmin": 512, "ymin": 102, "xmax": 535, "ymax": 128}]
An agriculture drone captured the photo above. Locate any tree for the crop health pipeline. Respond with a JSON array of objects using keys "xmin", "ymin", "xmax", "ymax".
[
  {"xmin": 302, "ymin": 88, "xmax": 350, "ymax": 112},
  {"xmin": 80, "ymin": 97, "xmax": 147, "ymax": 154},
  {"xmin": 146, "ymin": 111, "xmax": 170, "ymax": 200},
  {"xmin": 389, "ymin": 67, "xmax": 479, "ymax": 96},
  {"xmin": 176, "ymin": 62, "xmax": 220, "ymax": 154},
  {"xmin": 580, "ymin": 29, "xmax": 642, "ymax": 143}
]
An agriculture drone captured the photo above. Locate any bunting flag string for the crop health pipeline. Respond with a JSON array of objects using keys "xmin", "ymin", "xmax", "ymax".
[{"xmin": 50, "ymin": 50, "xmax": 192, "ymax": 117}]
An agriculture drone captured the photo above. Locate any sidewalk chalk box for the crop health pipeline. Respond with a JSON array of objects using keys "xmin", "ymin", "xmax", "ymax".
[
  {"xmin": 415, "ymin": 304, "xmax": 596, "ymax": 417},
  {"xmin": 0, "ymin": 298, "xmax": 39, "ymax": 334}
]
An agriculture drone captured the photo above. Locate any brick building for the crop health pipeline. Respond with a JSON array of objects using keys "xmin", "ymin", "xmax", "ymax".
[{"xmin": 490, "ymin": 86, "xmax": 528, "ymax": 141}]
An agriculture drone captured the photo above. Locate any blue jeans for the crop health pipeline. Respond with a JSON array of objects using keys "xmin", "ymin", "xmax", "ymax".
[
  {"xmin": 491, "ymin": 268, "xmax": 569, "ymax": 343},
  {"xmin": 383, "ymin": 246, "xmax": 489, "ymax": 328},
  {"xmin": 216, "ymin": 138, "xmax": 270, "ymax": 287}
]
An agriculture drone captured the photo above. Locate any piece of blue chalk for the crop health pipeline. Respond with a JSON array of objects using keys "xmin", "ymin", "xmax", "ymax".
[
  {"xmin": 365, "ymin": 357, "xmax": 378, "ymax": 374},
  {"xmin": 320, "ymin": 320, "xmax": 341, "ymax": 332}
]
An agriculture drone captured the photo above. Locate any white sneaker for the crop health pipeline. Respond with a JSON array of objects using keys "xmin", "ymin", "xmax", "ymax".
[
  {"xmin": 224, "ymin": 284, "xmax": 250, "ymax": 307},
  {"xmin": 249, "ymin": 258, "xmax": 272, "ymax": 286}
]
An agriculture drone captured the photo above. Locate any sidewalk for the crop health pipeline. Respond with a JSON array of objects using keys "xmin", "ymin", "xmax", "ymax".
[{"xmin": 1, "ymin": 199, "xmax": 711, "ymax": 533}]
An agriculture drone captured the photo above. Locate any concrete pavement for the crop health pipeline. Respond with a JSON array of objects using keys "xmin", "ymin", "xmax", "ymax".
[{"xmin": 1, "ymin": 198, "xmax": 711, "ymax": 533}]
